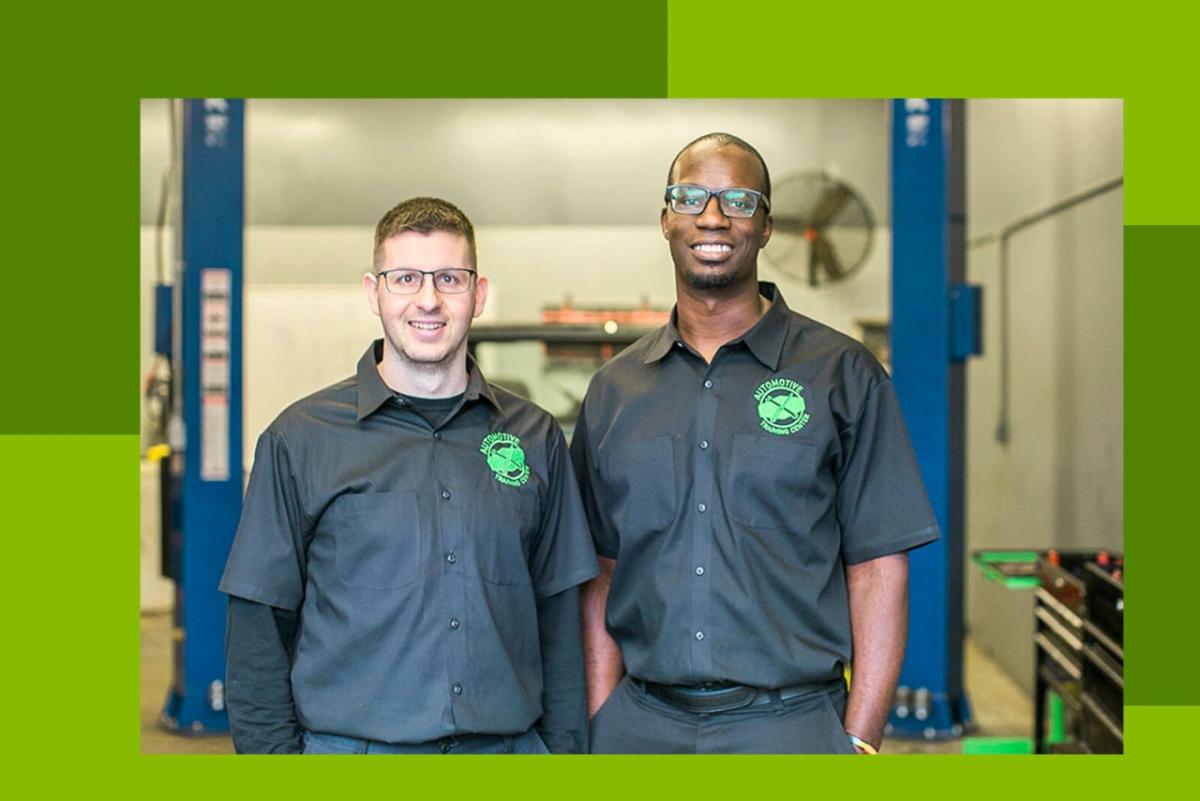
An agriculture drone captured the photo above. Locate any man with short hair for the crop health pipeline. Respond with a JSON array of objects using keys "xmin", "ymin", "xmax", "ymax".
[
  {"xmin": 572, "ymin": 134, "xmax": 939, "ymax": 754},
  {"xmin": 221, "ymin": 196, "xmax": 597, "ymax": 754}
]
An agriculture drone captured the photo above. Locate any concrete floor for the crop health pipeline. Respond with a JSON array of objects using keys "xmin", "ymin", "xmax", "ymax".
[
  {"xmin": 141, "ymin": 611, "xmax": 233, "ymax": 754},
  {"xmin": 140, "ymin": 609, "xmax": 1032, "ymax": 755}
]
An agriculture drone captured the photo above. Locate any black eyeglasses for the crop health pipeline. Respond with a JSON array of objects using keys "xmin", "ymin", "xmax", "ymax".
[
  {"xmin": 375, "ymin": 268, "xmax": 477, "ymax": 295},
  {"xmin": 665, "ymin": 184, "xmax": 770, "ymax": 218}
]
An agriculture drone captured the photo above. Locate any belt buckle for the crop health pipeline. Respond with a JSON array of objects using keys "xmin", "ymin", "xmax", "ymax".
[
  {"xmin": 655, "ymin": 683, "xmax": 760, "ymax": 714},
  {"xmin": 696, "ymin": 687, "xmax": 759, "ymax": 715}
]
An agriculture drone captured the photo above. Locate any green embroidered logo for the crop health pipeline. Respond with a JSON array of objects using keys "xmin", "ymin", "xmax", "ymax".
[
  {"xmin": 480, "ymin": 432, "xmax": 530, "ymax": 487},
  {"xmin": 754, "ymin": 378, "xmax": 811, "ymax": 435}
]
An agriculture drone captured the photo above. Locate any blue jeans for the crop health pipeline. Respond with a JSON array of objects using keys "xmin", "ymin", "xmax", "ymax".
[{"xmin": 302, "ymin": 728, "xmax": 550, "ymax": 754}]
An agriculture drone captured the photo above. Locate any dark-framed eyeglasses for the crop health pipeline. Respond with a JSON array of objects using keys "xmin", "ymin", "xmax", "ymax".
[
  {"xmin": 665, "ymin": 184, "xmax": 770, "ymax": 218},
  {"xmin": 375, "ymin": 268, "xmax": 477, "ymax": 295}
]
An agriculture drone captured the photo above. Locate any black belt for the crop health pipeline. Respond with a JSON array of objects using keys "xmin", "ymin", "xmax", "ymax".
[
  {"xmin": 637, "ymin": 678, "xmax": 839, "ymax": 714},
  {"xmin": 431, "ymin": 732, "xmax": 510, "ymax": 753}
]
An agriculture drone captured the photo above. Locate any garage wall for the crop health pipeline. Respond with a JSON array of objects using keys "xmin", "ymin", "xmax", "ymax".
[{"xmin": 964, "ymin": 99, "xmax": 1123, "ymax": 694}]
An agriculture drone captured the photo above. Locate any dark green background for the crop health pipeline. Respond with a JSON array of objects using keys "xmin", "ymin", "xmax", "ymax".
[{"xmin": 3, "ymin": 0, "xmax": 1192, "ymax": 789}]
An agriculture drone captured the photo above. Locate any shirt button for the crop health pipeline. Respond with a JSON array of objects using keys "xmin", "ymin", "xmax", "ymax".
[
  {"xmin": 441, "ymin": 490, "xmax": 451, "ymax": 500},
  {"xmin": 697, "ymin": 503, "xmax": 707, "ymax": 513},
  {"xmin": 695, "ymin": 631, "xmax": 705, "ymax": 641},
  {"xmin": 434, "ymin": 432, "xmax": 442, "ymax": 440},
  {"xmin": 704, "ymin": 380, "xmax": 713, "ymax": 389},
  {"xmin": 452, "ymin": 683, "xmax": 463, "ymax": 695},
  {"xmin": 446, "ymin": 552, "xmax": 457, "ymax": 564},
  {"xmin": 450, "ymin": 618, "xmax": 461, "ymax": 630},
  {"xmin": 695, "ymin": 566, "xmax": 705, "ymax": 576},
  {"xmin": 438, "ymin": 740, "xmax": 452, "ymax": 754},
  {"xmin": 699, "ymin": 440, "xmax": 709, "ymax": 450}
]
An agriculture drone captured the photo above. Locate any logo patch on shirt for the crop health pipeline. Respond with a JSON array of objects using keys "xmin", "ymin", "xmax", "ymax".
[
  {"xmin": 480, "ymin": 432, "xmax": 531, "ymax": 487},
  {"xmin": 754, "ymin": 378, "xmax": 811, "ymax": 435}
]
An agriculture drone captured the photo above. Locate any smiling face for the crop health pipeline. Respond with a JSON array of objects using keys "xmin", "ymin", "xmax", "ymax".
[
  {"xmin": 364, "ymin": 230, "xmax": 488, "ymax": 371},
  {"xmin": 661, "ymin": 142, "xmax": 773, "ymax": 292}
]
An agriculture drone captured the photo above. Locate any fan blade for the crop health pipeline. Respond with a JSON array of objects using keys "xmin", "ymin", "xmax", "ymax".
[
  {"xmin": 813, "ymin": 234, "xmax": 848, "ymax": 282},
  {"xmin": 810, "ymin": 184, "xmax": 852, "ymax": 228},
  {"xmin": 770, "ymin": 213, "xmax": 809, "ymax": 235}
]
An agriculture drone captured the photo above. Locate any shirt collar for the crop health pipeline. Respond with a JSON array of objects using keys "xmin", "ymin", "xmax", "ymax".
[
  {"xmin": 355, "ymin": 339, "xmax": 500, "ymax": 421},
  {"xmin": 642, "ymin": 281, "xmax": 791, "ymax": 371},
  {"xmin": 463, "ymin": 356, "xmax": 501, "ymax": 410}
]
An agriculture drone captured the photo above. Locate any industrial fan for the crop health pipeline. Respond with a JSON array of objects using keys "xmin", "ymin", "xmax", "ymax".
[{"xmin": 764, "ymin": 172, "xmax": 875, "ymax": 287}]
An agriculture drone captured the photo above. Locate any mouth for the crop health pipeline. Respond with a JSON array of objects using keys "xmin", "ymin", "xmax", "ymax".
[
  {"xmin": 690, "ymin": 242, "xmax": 734, "ymax": 262},
  {"xmin": 407, "ymin": 320, "xmax": 447, "ymax": 340}
]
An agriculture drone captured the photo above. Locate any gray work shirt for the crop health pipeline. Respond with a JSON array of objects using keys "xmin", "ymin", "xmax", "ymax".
[
  {"xmin": 570, "ymin": 283, "xmax": 939, "ymax": 689},
  {"xmin": 220, "ymin": 341, "xmax": 599, "ymax": 744}
]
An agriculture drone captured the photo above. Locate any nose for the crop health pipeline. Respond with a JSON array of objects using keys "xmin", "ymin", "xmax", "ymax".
[
  {"xmin": 413, "ymin": 273, "xmax": 442, "ymax": 310},
  {"xmin": 695, "ymin": 195, "xmax": 731, "ymax": 229}
]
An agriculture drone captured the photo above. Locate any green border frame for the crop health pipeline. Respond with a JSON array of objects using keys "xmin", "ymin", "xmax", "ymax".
[{"xmin": 7, "ymin": 0, "xmax": 1193, "ymax": 792}]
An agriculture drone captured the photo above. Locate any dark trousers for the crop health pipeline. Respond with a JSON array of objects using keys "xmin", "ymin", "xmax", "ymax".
[{"xmin": 589, "ymin": 675, "xmax": 860, "ymax": 754}]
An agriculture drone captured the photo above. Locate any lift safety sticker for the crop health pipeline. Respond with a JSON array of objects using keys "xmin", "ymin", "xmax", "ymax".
[{"xmin": 201, "ymin": 269, "xmax": 231, "ymax": 481}]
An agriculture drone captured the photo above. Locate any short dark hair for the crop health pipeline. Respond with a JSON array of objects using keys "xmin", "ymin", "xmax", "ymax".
[
  {"xmin": 373, "ymin": 196, "xmax": 477, "ymax": 269},
  {"xmin": 666, "ymin": 132, "xmax": 771, "ymax": 200}
]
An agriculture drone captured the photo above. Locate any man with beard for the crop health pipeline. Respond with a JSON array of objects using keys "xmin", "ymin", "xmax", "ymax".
[
  {"xmin": 571, "ymin": 134, "xmax": 939, "ymax": 754},
  {"xmin": 221, "ymin": 197, "xmax": 597, "ymax": 754}
]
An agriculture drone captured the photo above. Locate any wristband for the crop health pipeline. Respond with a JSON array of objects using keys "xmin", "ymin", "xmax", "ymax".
[{"xmin": 847, "ymin": 734, "xmax": 878, "ymax": 754}]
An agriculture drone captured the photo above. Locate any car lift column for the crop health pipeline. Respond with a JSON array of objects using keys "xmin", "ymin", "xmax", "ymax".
[
  {"xmin": 889, "ymin": 98, "xmax": 979, "ymax": 738},
  {"xmin": 162, "ymin": 98, "xmax": 245, "ymax": 733}
]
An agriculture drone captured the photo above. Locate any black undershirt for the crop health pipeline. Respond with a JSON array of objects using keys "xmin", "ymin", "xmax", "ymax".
[{"xmin": 393, "ymin": 391, "xmax": 464, "ymax": 429}]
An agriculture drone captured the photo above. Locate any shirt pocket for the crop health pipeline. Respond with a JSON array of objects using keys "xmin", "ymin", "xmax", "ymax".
[
  {"xmin": 330, "ymin": 491, "xmax": 421, "ymax": 590},
  {"xmin": 598, "ymin": 436, "xmax": 677, "ymax": 536},
  {"xmin": 728, "ymin": 433, "xmax": 818, "ymax": 530},
  {"xmin": 473, "ymin": 482, "xmax": 538, "ymax": 586}
]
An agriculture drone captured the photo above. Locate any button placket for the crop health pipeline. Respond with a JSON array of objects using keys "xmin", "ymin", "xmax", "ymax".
[
  {"xmin": 690, "ymin": 362, "xmax": 720, "ymax": 676},
  {"xmin": 428, "ymin": 433, "xmax": 466, "ymax": 731}
]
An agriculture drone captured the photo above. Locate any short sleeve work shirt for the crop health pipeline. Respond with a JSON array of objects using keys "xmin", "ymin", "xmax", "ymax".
[
  {"xmin": 220, "ymin": 341, "xmax": 598, "ymax": 744},
  {"xmin": 570, "ymin": 283, "xmax": 939, "ymax": 689}
]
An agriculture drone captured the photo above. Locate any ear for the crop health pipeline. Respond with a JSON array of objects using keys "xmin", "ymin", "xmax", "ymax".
[
  {"xmin": 759, "ymin": 212, "xmax": 774, "ymax": 249},
  {"xmin": 472, "ymin": 275, "xmax": 489, "ymax": 319},
  {"xmin": 660, "ymin": 206, "xmax": 670, "ymax": 239},
  {"xmin": 363, "ymin": 272, "xmax": 382, "ymax": 316}
]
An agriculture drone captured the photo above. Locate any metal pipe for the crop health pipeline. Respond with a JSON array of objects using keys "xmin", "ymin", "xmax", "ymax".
[{"xmin": 967, "ymin": 176, "xmax": 1123, "ymax": 443}]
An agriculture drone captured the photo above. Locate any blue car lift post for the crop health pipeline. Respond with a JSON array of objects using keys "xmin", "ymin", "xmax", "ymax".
[
  {"xmin": 889, "ymin": 99, "xmax": 980, "ymax": 738},
  {"xmin": 160, "ymin": 99, "xmax": 245, "ymax": 733}
]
